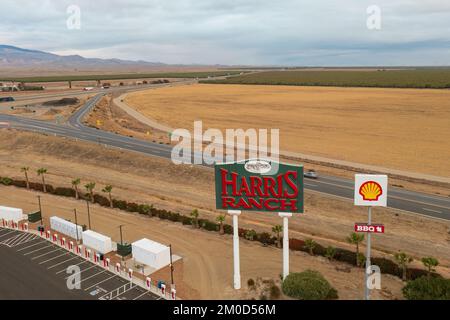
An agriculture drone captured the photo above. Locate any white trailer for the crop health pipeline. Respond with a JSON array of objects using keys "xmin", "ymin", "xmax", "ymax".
[
  {"xmin": 132, "ymin": 238, "xmax": 170, "ymax": 270},
  {"xmin": 82, "ymin": 230, "xmax": 112, "ymax": 254},
  {"xmin": 0, "ymin": 206, "xmax": 23, "ymax": 223},
  {"xmin": 50, "ymin": 216, "xmax": 83, "ymax": 240}
]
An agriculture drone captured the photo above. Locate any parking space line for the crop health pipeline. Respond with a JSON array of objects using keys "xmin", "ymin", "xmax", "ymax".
[
  {"xmin": 65, "ymin": 264, "xmax": 98, "ymax": 279},
  {"xmin": 23, "ymin": 243, "xmax": 54, "ymax": 255},
  {"xmin": 12, "ymin": 235, "xmax": 40, "ymax": 248},
  {"xmin": 56, "ymin": 260, "xmax": 87, "ymax": 274},
  {"xmin": 48, "ymin": 256, "xmax": 80, "ymax": 270},
  {"xmin": 84, "ymin": 275, "xmax": 118, "ymax": 291},
  {"xmin": 15, "ymin": 237, "xmax": 42, "ymax": 248},
  {"xmin": 18, "ymin": 241, "xmax": 47, "ymax": 252},
  {"xmin": 133, "ymin": 291, "xmax": 152, "ymax": 300},
  {"xmin": 76, "ymin": 270, "xmax": 107, "ymax": 285},
  {"xmin": 39, "ymin": 252, "xmax": 70, "ymax": 265},
  {"xmin": 5, "ymin": 233, "xmax": 28, "ymax": 245},
  {"xmin": 9, "ymin": 233, "xmax": 34, "ymax": 247},
  {"xmin": 0, "ymin": 230, "xmax": 17, "ymax": 239},
  {"xmin": 30, "ymin": 247, "xmax": 61, "ymax": 259},
  {"xmin": 114, "ymin": 284, "xmax": 137, "ymax": 299}
]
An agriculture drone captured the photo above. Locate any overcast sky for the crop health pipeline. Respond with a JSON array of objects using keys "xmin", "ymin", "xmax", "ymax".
[{"xmin": 1, "ymin": 0, "xmax": 449, "ymax": 66}]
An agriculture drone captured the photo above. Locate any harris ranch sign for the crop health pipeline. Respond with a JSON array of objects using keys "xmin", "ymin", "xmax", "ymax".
[{"xmin": 215, "ymin": 159, "xmax": 304, "ymax": 213}]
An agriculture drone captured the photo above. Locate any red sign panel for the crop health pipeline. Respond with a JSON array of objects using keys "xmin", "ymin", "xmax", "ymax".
[{"xmin": 354, "ymin": 223, "xmax": 385, "ymax": 234}]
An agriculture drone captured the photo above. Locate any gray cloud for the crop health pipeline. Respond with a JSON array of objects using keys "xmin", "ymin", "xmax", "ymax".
[{"xmin": 0, "ymin": 0, "xmax": 449, "ymax": 65}]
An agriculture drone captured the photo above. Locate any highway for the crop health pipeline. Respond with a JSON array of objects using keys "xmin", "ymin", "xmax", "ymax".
[{"xmin": 0, "ymin": 93, "xmax": 449, "ymax": 221}]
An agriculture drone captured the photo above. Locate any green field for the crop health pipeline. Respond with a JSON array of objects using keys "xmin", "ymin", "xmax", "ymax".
[
  {"xmin": 201, "ymin": 69, "xmax": 450, "ymax": 88},
  {"xmin": 0, "ymin": 71, "xmax": 245, "ymax": 83}
]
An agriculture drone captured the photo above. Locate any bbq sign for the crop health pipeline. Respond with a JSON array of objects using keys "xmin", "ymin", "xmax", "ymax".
[
  {"xmin": 215, "ymin": 159, "xmax": 304, "ymax": 213},
  {"xmin": 355, "ymin": 223, "xmax": 385, "ymax": 234}
]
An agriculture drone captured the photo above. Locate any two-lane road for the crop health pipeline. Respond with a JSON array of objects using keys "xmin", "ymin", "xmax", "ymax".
[{"xmin": 0, "ymin": 94, "xmax": 449, "ymax": 221}]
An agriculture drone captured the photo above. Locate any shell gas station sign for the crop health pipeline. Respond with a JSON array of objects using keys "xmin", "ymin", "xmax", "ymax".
[{"xmin": 354, "ymin": 174, "xmax": 388, "ymax": 207}]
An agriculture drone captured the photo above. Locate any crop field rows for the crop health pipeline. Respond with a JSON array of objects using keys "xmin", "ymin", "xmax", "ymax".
[{"xmin": 202, "ymin": 69, "xmax": 450, "ymax": 88}]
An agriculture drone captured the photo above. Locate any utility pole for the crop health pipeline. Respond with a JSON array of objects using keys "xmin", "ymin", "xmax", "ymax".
[
  {"xmin": 86, "ymin": 200, "xmax": 92, "ymax": 230},
  {"xmin": 169, "ymin": 244, "xmax": 174, "ymax": 287},
  {"xmin": 37, "ymin": 195, "xmax": 43, "ymax": 225},
  {"xmin": 73, "ymin": 208, "xmax": 79, "ymax": 243},
  {"xmin": 119, "ymin": 225, "xmax": 124, "ymax": 245}
]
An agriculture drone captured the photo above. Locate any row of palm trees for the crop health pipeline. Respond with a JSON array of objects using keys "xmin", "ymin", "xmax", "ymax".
[{"xmin": 20, "ymin": 167, "xmax": 114, "ymax": 208}]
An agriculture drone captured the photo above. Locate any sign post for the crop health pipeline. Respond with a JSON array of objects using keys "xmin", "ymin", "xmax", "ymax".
[
  {"xmin": 228, "ymin": 209, "xmax": 241, "ymax": 290},
  {"xmin": 354, "ymin": 174, "xmax": 388, "ymax": 301},
  {"xmin": 215, "ymin": 159, "xmax": 304, "ymax": 289},
  {"xmin": 279, "ymin": 212, "xmax": 292, "ymax": 279}
]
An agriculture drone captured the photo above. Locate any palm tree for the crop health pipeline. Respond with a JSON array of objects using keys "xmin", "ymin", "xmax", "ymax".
[
  {"xmin": 216, "ymin": 215, "xmax": 225, "ymax": 234},
  {"xmin": 421, "ymin": 257, "xmax": 439, "ymax": 277},
  {"xmin": 272, "ymin": 225, "xmax": 283, "ymax": 248},
  {"xmin": 21, "ymin": 167, "xmax": 30, "ymax": 189},
  {"xmin": 190, "ymin": 209, "xmax": 199, "ymax": 228},
  {"xmin": 394, "ymin": 251, "xmax": 413, "ymax": 281},
  {"xmin": 84, "ymin": 182, "xmax": 96, "ymax": 203},
  {"xmin": 36, "ymin": 168, "xmax": 48, "ymax": 192},
  {"xmin": 72, "ymin": 178, "xmax": 81, "ymax": 200},
  {"xmin": 346, "ymin": 232, "xmax": 365, "ymax": 267},
  {"xmin": 304, "ymin": 238, "xmax": 317, "ymax": 255},
  {"xmin": 102, "ymin": 185, "xmax": 113, "ymax": 208},
  {"xmin": 325, "ymin": 246, "xmax": 337, "ymax": 261}
]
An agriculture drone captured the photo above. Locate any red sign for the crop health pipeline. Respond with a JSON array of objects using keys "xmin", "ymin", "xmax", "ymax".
[{"xmin": 354, "ymin": 223, "xmax": 385, "ymax": 234}]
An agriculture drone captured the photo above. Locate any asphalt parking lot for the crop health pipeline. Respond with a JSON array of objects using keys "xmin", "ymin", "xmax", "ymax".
[{"xmin": 0, "ymin": 227, "xmax": 162, "ymax": 300}]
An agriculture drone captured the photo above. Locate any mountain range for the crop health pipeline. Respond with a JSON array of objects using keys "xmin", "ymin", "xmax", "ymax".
[{"xmin": 0, "ymin": 45, "xmax": 167, "ymax": 71}]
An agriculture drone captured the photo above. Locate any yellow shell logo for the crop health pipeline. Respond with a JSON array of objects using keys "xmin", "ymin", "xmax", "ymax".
[{"xmin": 359, "ymin": 181, "xmax": 382, "ymax": 201}]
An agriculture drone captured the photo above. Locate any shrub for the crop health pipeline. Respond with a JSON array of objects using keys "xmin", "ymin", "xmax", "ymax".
[
  {"xmin": 372, "ymin": 257, "xmax": 401, "ymax": 277},
  {"xmin": 126, "ymin": 202, "xmax": 139, "ymax": 213},
  {"xmin": 403, "ymin": 276, "xmax": 450, "ymax": 300},
  {"xmin": 223, "ymin": 224, "xmax": 233, "ymax": 235},
  {"xmin": 201, "ymin": 219, "xmax": 219, "ymax": 232},
  {"xmin": 247, "ymin": 278, "xmax": 255, "ymax": 288},
  {"xmin": 269, "ymin": 284, "xmax": 281, "ymax": 299},
  {"xmin": 53, "ymin": 187, "xmax": 76, "ymax": 197},
  {"xmin": 180, "ymin": 216, "xmax": 192, "ymax": 225},
  {"xmin": 10, "ymin": 179, "xmax": 27, "ymax": 188},
  {"xmin": 93, "ymin": 194, "xmax": 110, "ymax": 207},
  {"xmin": 257, "ymin": 232, "xmax": 274, "ymax": 246},
  {"xmin": 0, "ymin": 177, "xmax": 12, "ymax": 185},
  {"xmin": 282, "ymin": 270, "xmax": 337, "ymax": 300},
  {"xmin": 334, "ymin": 248, "xmax": 357, "ymax": 266},
  {"xmin": 289, "ymin": 238, "xmax": 305, "ymax": 251},
  {"xmin": 244, "ymin": 229, "xmax": 257, "ymax": 241},
  {"xmin": 137, "ymin": 204, "xmax": 153, "ymax": 216},
  {"xmin": 112, "ymin": 199, "xmax": 127, "ymax": 210}
]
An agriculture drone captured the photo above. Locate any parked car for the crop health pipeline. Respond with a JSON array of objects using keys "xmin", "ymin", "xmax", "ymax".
[{"xmin": 304, "ymin": 169, "xmax": 318, "ymax": 179}]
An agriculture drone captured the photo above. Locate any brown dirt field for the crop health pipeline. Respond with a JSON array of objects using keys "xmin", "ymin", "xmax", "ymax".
[
  {"xmin": 124, "ymin": 84, "xmax": 450, "ymax": 177},
  {"xmin": 0, "ymin": 129, "xmax": 449, "ymax": 272},
  {"xmin": 0, "ymin": 185, "xmax": 405, "ymax": 300},
  {"xmin": 84, "ymin": 95, "xmax": 171, "ymax": 144}
]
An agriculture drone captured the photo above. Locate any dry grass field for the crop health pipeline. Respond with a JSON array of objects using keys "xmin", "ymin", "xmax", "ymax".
[{"xmin": 125, "ymin": 84, "xmax": 450, "ymax": 177}]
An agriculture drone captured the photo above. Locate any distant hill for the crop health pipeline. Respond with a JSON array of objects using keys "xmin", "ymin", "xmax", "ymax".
[{"xmin": 0, "ymin": 45, "xmax": 166, "ymax": 70}]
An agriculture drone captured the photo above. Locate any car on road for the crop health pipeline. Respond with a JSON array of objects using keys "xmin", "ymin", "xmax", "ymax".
[
  {"xmin": 0, "ymin": 96, "xmax": 15, "ymax": 102},
  {"xmin": 304, "ymin": 169, "xmax": 318, "ymax": 179}
]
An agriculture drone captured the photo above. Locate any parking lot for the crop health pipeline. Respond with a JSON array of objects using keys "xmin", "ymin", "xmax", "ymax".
[{"xmin": 0, "ymin": 227, "xmax": 162, "ymax": 300}]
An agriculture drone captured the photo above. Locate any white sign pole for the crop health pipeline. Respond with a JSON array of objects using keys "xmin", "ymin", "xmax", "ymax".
[
  {"xmin": 365, "ymin": 206, "xmax": 372, "ymax": 300},
  {"xmin": 228, "ymin": 210, "xmax": 241, "ymax": 290},
  {"xmin": 279, "ymin": 212, "xmax": 292, "ymax": 279}
]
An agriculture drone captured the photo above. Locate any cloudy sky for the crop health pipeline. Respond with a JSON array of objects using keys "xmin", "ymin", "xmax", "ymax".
[{"xmin": 1, "ymin": 0, "xmax": 450, "ymax": 66}]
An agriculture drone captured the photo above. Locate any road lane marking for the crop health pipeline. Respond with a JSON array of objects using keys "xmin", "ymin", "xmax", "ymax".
[{"xmin": 422, "ymin": 207, "xmax": 443, "ymax": 214}]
